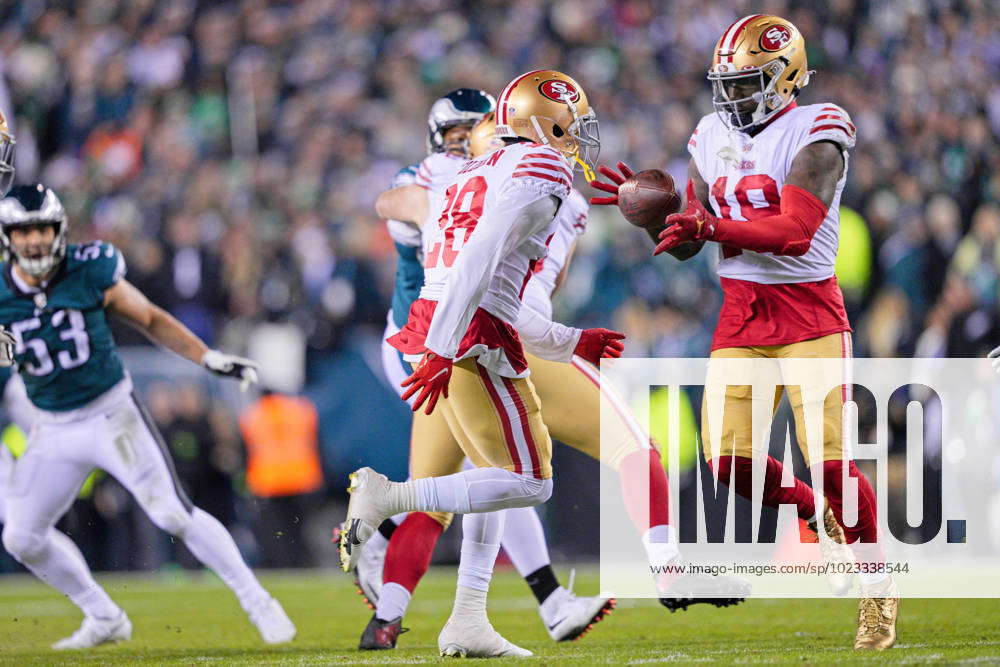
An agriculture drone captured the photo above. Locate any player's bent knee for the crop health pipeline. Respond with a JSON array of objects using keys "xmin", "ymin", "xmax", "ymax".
[
  {"xmin": 521, "ymin": 475, "xmax": 553, "ymax": 506},
  {"xmin": 2, "ymin": 526, "xmax": 46, "ymax": 564},
  {"xmin": 143, "ymin": 498, "xmax": 194, "ymax": 536}
]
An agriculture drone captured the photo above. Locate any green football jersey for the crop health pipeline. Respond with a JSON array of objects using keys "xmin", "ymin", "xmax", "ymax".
[{"xmin": 0, "ymin": 241, "xmax": 127, "ymax": 411}]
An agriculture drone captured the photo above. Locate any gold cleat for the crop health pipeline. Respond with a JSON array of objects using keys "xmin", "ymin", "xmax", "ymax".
[{"xmin": 854, "ymin": 577, "xmax": 898, "ymax": 650}]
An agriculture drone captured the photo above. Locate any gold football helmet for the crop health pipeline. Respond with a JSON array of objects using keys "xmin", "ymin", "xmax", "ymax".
[
  {"xmin": 0, "ymin": 112, "xmax": 14, "ymax": 195},
  {"xmin": 495, "ymin": 69, "xmax": 599, "ymax": 180},
  {"xmin": 707, "ymin": 14, "xmax": 811, "ymax": 131},
  {"xmin": 469, "ymin": 112, "xmax": 504, "ymax": 158}
]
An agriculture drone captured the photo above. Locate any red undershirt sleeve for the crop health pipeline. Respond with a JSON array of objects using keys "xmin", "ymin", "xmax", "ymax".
[{"xmin": 709, "ymin": 184, "xmax": 829, "ymax": 256}]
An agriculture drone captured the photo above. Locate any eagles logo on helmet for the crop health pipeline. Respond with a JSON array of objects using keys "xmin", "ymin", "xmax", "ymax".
[
  {"xmin": 425, "ymin": 88, "xmax": 496, "ymax": 156},
  {"xmin": 0, "ymin": 184, "xmax": 69, "ymax": 278}
]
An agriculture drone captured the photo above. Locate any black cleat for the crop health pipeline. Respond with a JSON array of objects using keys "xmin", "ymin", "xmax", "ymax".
[
  {"xmin": 658, "ymin": 573, "xmax": 751, "ymax": 612},
  {"xmin": 359, "ymin": 614, "xmax": 408, "ymax": 650}
]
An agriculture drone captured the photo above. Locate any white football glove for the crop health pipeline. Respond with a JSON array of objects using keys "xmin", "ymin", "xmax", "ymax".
[
  {"xmin": 988, "ymin": 346, "xmax": 1000, "ymax": 373},
  {"xmin": 202, "ymin": 349, "xmax": 259, "ymax": 391},
  {"xmin": 0, "ymin": 326, "xmax": 14, "ymax": 368}
]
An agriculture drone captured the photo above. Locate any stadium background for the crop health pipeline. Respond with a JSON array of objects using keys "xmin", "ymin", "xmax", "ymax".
[{"xmin": 0, "ymin": 0, "xmax": 996, "ymax": 573}]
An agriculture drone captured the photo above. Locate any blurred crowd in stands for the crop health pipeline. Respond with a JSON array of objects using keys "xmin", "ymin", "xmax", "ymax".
[
  {"xmin": 0, "ymin": 0, "xmax": 998, "ymax": 568},
  {"xmin": 4, "ymin": 0, "xmax": 1000, "ymax": 363}
]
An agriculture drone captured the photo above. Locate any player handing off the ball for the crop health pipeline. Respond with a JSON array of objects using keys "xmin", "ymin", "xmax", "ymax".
[
  {"xmin": 590, "ymin": 14, "xmax": 898, "ymax": 652},
  {"xmin": 589, "ymin": 163, "xmax": 702, "ymax": 260}
]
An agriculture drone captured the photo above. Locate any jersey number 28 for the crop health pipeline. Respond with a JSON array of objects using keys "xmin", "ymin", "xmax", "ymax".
[{"xmin": 425, "ymin": 176, "xmax": 487, "ymax": 269}]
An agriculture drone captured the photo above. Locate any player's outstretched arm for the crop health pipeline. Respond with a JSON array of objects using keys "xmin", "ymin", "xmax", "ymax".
[
  {"xmin": 375, "ymin": 184, "xmax": 429, "ymax": 227},
  {"xmin": 103, "ymin": 280, "xmax": 258, "ymax": 390},
  {"xmin": 655, "ymin": 143, "xmax": 843, "ymax": 256},
  {"xmin": 515, "ymin": 278, "xmax": 625, "ymax": 364},
  {"xmin": 590, "ymin": 161, "xmax": 704, "ymax": 261}
]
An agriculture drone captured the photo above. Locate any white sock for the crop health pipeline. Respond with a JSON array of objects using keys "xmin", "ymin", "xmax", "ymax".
[
  {"xmin": 27, "ymin": 529, "xmax": 121, "ymax": 620},
  {"xmin": 499, "ymin": 506, "xmax": 551, "ymax": 578},
  {"xmin": 451, "ymin": 585, "xmax": 489, "ymax": 620},
  {"xmin": 181, "ymin": 508, "xmax": 270, "ymax": 611},
  {"xmin": 642, "ymin": 524, "xmax": 680, "ymax": 566},
  {"xmin": 375, "ymin": 582, "xmax": 411, "ymax": 621},
  {"xmin": 456, "ymin": 511, "xmax": 505, "ymax": 592},
  {"xmin": 394, "ymin": 468, "xmax": 551, "ymax": 515},
  {"xmin": 367, "ymin": 530, "xmax": 389, "ymax": 555},
  {"xmin": 860, "ymin": 570, "xmax": 890, "ymax": 588}
]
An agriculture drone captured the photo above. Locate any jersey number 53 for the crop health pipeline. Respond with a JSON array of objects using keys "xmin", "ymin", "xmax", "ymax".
[{"xmin": 11, "ymin": 309, "xmax": 91, "ymax": 376}]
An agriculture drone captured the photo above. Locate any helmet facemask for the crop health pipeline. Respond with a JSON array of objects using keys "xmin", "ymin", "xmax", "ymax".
[
  {"xmin": 426, "ymin": 88, "xmax": 496, "ymax": 156},
  {"xmin": 524, "ymin": 101, "xmax": 600, "ymax": 182},
  {"xmin": 438, "ymin": 121, "xmax": 477, "ymax": 157},
  {"xmin": 3, "ymin": 222, "xmax": 67, "ymax": 278},
  {"xmin": 709, "ymin": 59, "xmax": 793, "ymax": 132}
]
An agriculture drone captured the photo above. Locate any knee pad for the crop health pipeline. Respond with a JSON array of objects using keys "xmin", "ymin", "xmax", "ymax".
[
  {"xmin": 143, "ymin": 497, "xmax": 193, "ymax": 536},
  {"xmin": 2, "ymin": 526, "xmax": 46, "ymax": 563},
  {"xmin": 521, "ymin": 475, "xmax": 553, "ymax": 506},
  {"xmin": 420, "ymin": 510, "xmax": 454, "ymax": 531}
]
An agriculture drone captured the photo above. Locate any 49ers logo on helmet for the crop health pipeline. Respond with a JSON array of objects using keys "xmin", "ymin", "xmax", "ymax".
[
  {"xmin": 538, "ymin": 79, "xmax": 580, "ymax": 103},
  {"xmin": 759, "ymin": 25, "xmax": 792, "ymax": 51}
]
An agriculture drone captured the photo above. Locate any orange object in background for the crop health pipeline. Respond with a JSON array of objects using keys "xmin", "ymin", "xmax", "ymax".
[{"xmin": 239, "ymin": 394, "xmax": 323, "ymax": 498}]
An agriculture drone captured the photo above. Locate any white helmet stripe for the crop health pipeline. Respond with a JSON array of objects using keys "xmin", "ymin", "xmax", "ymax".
[
  {"xmin": 719, "ymin": 14, "xmax": 763, "ymax": 63},
  {"xmin": 497, "ymin": 69, "xmax": 544, "ymax": 126}
]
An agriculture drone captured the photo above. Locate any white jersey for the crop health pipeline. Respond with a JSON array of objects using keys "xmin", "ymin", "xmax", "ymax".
[
  {"xmin": 415, "ymin": 151, "xmax": 467, "ymax": 193},
  {"xmin": 688, "ymin": 103, "xmax": 856, "ymax": 284},
  {"xmin": 420, "ymin": 143, "xmax": 572, "ymax": 367},
  {"xmin": 522, "ymin": 187, "xmax": 588, "ymax": 321},
  {"xmin": 386, "ymin": 152, "xmax": 467, "ymax": 249}
]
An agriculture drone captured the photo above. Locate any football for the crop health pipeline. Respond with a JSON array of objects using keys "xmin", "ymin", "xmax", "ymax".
[{"xmin": 617, "ymin": 169, "xmax": 681, "ymax": 229}]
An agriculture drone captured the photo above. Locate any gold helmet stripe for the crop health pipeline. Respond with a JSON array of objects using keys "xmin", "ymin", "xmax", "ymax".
[
  {"xmin": 718, "ymin": 13, "xmax": 764, "ymax": 63},
  {"xmin": 498, "ymin": 69, "xmax": 545, "ymax": 127}
]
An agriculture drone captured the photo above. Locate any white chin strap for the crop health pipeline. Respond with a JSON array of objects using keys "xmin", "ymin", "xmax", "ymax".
[{"xmin": 529, "ymin": 116, "xmax": 549, "ymax": 145}]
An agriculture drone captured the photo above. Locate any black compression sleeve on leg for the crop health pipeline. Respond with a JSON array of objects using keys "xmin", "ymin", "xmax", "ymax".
[{"xmin": 525, "ymin": 564, "xmax": 560, "ymax": 604}]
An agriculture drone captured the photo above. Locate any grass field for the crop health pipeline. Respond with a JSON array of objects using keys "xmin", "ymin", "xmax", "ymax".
[{"xmin": 0, "ymin": 566, "xmax": 998, "ymax": 665}]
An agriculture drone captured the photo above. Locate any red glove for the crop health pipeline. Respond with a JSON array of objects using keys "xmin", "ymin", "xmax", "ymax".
[
  {"xmin": 588, "ymin": 162, "xmax": 635, "ymax": 205},
  {"xmin": 574, "ymin": 328, "xmax": 626, "ymax": 365},
  {"xmin": 653, "ymin": 181, "xmax": 718, "ymax": 255},
  {"xmin": 400, "ymin": 352, "xmax": 453, "ymax": 415}
]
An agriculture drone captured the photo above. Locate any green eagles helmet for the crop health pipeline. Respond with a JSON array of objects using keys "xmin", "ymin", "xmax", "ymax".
[{"xmin": 0, "ymin": 184, "xmax": 68, "ymax": 277}]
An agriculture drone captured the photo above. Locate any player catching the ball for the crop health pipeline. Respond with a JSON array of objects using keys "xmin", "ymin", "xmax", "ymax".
[{"xmin": 591, "ymin": 14, "xmax": 898, "ymax": 651}]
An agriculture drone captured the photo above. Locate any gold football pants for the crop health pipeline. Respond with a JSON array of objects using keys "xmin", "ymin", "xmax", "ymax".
[
  {"xmin": 701, "ymin": 331, "xmax": 852, "ymax": 465},
  {"xmin": 408, "ymin": 353, "xmax": 652, "ymax": 527}
]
